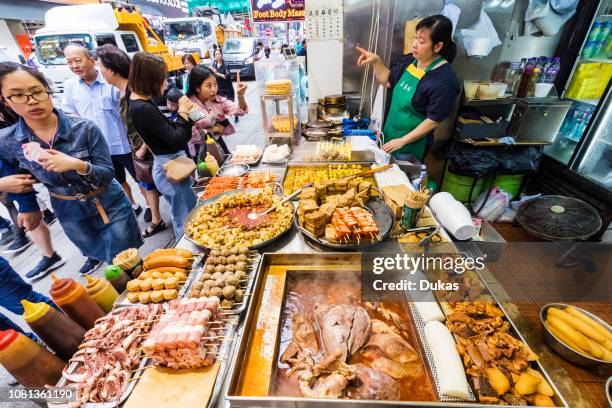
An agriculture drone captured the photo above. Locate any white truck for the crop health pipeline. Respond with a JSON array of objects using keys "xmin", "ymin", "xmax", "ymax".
[
  {"xmin": 33, "ymin": 2, "xmax": 192, "ymax": 99},
  {"xmin": 164, "ymin": 17, "xmax": 219, "ymax": 59}
]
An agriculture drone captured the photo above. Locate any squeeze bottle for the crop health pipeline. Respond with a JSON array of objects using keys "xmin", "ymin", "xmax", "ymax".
[{"xmin": 21, "ymin": 300, "xmax": 85, "ymax": 361}]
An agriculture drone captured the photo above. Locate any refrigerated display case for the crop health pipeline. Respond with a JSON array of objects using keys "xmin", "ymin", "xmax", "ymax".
[
  {"xmin": 545, "ymin": 1, "xmax": 612, "ymax": 165},
  {"xmin": 575, "ymin": 85, "xmax": 611, "ymax": 188}
]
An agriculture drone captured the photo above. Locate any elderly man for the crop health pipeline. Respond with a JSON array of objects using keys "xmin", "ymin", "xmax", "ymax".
[{"xmin": 61, "ymin": 43, "xmax": 142, "ymax": 217}]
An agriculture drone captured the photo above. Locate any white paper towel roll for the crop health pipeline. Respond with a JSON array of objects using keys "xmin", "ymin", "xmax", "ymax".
[
  {"xmin": 425, "ymin": 321, "xmax": 470, "ymax": 400},
  {"xmin": 429, "ymin": 192, "xmax": 476, "ymax": 240},
  {"xmin": 414, "ymin": 302, "xmax": 445, "ymax": 323}
]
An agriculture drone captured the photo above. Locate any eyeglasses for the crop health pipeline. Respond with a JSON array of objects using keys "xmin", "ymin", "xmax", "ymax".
[{"xmin": 3, "ymin": 90, "xmax": 51, "ymax": 104}]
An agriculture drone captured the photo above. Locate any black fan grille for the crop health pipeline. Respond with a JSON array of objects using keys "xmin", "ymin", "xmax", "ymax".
[{"xmin": 516, "ymin": 195, "xmax": 602, "ymax": 241}]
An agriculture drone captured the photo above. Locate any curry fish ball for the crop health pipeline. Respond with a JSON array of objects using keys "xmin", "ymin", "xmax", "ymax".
[
  {"xmin": 210, "ymin": 249, "xmax": 221, "ymax": 257},
  {"xmin": 221, "ymin": 249, "xmax": 231, "ymax": 257},
  {"xmin": 225, "ymin": 264, "xmax": 236, "ymax": 273},
  {"xmin": 225, "ymin": 275, "xmax": 240, "ymax": 287},
  {"xmin": 230, "ymin": 248, "xmax": 239, "ymax": 256},
  {"xmin": 237, "ymin": 254, "xmax": 248, "ymax": 262},
  {"xmin": 211, "ymin": 272, "xmax": 223, "ymax": 280},
  {"xmin": 235, "ymin": 289, "xmax": 245, "ymax": 302},
  {"xmin": 235, "ymin": 261, "xmax": 247, "ymax": 271},
  {"xmin": 214, "ymin": 265, "xmax": 226, "ymax": 273},
  {"xmin": 208, "ymin": 256, "xmax": 219, "ymax": 265},
  {"xmin": 204, "ymin": 264, "xmax": 215, "ymax": 273},
  {"xmin": 239, "ymin": 247, "xmax": 249, "ymax": 255},
  {"xmin": 151, "ymin": 271, "xmax": 162, "ymax": 279},
  {"xmin": 221, "ymin": 299, "xmax": 235, "ymax": 308},
  {"xmin": 209, "ymin": 287, "xmax": 223, "ymax": 297},
  {"xmin": 227, "ymin": 255, "xmax": 237, "ymax": 264},
  {"xmin": 202, "ymin": 273, "xmax": 212, "ymax": 281},
  {"xmin": 127, "ymin": 292, "xmax": 140, "ymax": 303},
  {"xmin": 212, "ymin": 278, "xmax": 225, "ymax": 288}
]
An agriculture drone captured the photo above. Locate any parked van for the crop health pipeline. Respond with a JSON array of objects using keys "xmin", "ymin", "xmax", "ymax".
[{"xmin": 222, "ymin": 37, "xmax": 260, "ymax": 78}]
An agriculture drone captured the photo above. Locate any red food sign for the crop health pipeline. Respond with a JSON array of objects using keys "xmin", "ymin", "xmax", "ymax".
[{"xmin": 250, "ymin": 0, "xmax": 305, "ymax": 22}]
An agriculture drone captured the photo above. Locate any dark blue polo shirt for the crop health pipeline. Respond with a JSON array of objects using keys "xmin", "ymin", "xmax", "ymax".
[{"xmin": 387, "ymin": 53, "xmax": 460, "ymax": 122}]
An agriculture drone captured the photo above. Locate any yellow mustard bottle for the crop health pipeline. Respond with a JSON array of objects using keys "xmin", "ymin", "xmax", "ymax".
[
  {"xmin": 205, "ymin": 152, "xmax": 219, "ymax": 177},
  {"xmin": 84, "ymin": 275, "xmax": 119, "ymax": 313}
]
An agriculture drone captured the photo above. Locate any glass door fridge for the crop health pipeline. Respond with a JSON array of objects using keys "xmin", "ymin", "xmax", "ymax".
[
  {"xmin": 544, "ymin": 0, "xmax": 612, "ymax": 165},
  {"xmin": 573, "ymin": 84, "xmax": 611, "ymax": 188}
]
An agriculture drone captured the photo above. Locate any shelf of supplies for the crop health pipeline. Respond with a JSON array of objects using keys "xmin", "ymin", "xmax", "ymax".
[
  {"xmin": 579, "ymin": 58, "xmax": 611, "ymax": 63},
  {"xmin": 567, "ymin": 97, "xmax": 600, "ymax": 106}
]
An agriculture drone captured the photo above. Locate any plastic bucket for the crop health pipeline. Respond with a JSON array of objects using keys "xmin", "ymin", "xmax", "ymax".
[
  {"xmin": 440, "ymin": 165, "xmax": 485, "ymax": 204},
  {"xmin": 491, "ymin": 174, "xmax": 524, "ymax": 200}
]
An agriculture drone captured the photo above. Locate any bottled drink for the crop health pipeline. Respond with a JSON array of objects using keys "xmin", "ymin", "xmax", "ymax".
[
  {"xmin": 507, "ymin": 62, "xmax": 523, "ymax": 96},
  {"xmin": 517, "ymin": 59, "xmax": 536, "ymax": 97},
  {"xmin": 596, "ymin": 21, "xmax": 610, "ymax": 42},
  {"xmin": 582, "ymin": 41, "xmax": 598, "ymax": 59},
  {"xmin": 544, "ymin": 57, "xmax": 560, "ymax": 83},
  {"xmin": 558, "ymin": 108, "xmax": 574, "ymax": 138},
  {"xmin": 587, "ymin": 21, "xmax": 602, "ymax": 42},
  {"xmin": 527, "ymin": 68, "xmax": 540, "ymax": 97}
]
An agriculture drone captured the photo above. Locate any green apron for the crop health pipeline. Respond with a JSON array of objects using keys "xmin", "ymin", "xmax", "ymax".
[{"xmin": 383, "ymin": 57, "xmax": 444, "ymax": 161}]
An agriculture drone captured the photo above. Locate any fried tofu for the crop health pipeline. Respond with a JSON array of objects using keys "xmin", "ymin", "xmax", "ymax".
[
  {"xmin": 304, "ymin": 210, "xmax": 326, "ymax": 228},
  {"xmin": 299, "ymin": 199, "xmax": 319, "ymax": 213},
  {"xmin": 299, "ymin": 187, "xmax": 317, "ymax": 201}
]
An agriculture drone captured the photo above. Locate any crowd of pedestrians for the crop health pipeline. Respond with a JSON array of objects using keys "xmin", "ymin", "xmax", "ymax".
[{"xmin": 0, "ymin": 44, "xmax": 249, "ymax": 335}]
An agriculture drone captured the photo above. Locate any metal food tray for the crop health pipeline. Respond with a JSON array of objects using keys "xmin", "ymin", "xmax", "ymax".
[
  {"xmin": 295, "ymin": 196, "xmax": 396, "ymax": 251},
  {"xmin": 113, "ymin": 254, "xmax": 204, "ymax": 307},
  {"xmin": 183, "ymin": 188, "xmax": 294, "ymax": 251},
  {"xmin": 50, "ymin": 305, "xmax": 161, "ymax": 408},
  {"xmin": 130, "ymin": 312, "xmax": 240, "ymax": 408},
  {"xmin": 228, "ymin": 153, "xmax": 262, "ymax": 166},
  {"xmin": 426, "ymin": 265, "xmax": 569, "ymax": 408},
  {"xmin": 281, "ymin": 161, "xmax": 378, "ymax": 198},
  {"xmin": 289, "ymin": 149, "xmax": 375, "ymax": 163},
  {"xmin": 225, "ymin": 253, "xmax": 570, "ymax": 408},
  {"xmin": 183, "ymin": 251, "xmax": 262, "ymax": 315}
]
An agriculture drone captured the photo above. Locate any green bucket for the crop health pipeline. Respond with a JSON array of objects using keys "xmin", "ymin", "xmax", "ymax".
[
  {"xmin": 441, "ymin": 165, "xmax": 485, "ymax": 204},
  {"xmin": 490, "ymin": 175, "xmax": 524, "ymax": 200}
]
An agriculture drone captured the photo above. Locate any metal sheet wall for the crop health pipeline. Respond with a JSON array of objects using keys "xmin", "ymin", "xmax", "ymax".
[{"xmin": 341, "ymin": 0, "xmax": 570, "ymax": 115}]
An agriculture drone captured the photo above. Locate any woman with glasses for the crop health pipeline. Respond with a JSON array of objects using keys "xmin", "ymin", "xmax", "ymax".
[{"xmin": 0, "ymin": 62, "xmax": 143, "ymax": 270}]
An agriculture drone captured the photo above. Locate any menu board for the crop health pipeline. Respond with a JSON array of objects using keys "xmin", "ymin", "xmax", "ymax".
[{"xmin": 304, "ymin": 0, "xmax": 344, "ymax": 42}]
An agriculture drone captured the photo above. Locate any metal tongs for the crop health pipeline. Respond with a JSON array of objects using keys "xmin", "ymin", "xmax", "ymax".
[{"xmin": 247, "ymin": 183, "xmax": 313, "ymax": 220}]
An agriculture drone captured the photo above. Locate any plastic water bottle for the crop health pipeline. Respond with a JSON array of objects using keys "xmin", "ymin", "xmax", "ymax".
[
  {"xmin": 558, "ymin": 108, "xmax": 574, "ymax": 138},
  {"xmin": 597, "ymin": 22, "xmax": 610, "ymax": 42},
  {"xmin": 582, "ymin": 41, "xmax": 598, "ymax": 59},
  {"xmin": 588, "ymin": 22, "xmax": 603, "ymax": 42}
]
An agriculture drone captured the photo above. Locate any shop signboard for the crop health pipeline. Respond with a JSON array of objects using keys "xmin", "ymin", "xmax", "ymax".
[
  {"xmin": 130, "ymin": 0, "xmax": 189, "ymax": 18},
  {"xmin": 250, "ymin": 0, "xmax": 305, "ymax": 22}
]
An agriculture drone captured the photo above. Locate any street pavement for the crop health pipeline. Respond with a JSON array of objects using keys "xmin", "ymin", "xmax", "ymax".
[{"xmin": 0, "ymin": 80, "xmax": 262, "ymax": 393}]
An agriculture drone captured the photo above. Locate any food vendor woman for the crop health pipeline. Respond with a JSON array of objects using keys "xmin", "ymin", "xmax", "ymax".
[
  {"xmin": 357, "ymin": 15, "xmax": 460, "ymax": 161},
  {"xmin": 0, "ymin": 62, "xmax": 143, "ymax": 266}
]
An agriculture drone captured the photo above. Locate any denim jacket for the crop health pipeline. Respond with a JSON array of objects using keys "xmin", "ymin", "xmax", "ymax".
[
  {"xmin": 0, "ymin": 158, "xmax": 39, "ymax": 213},
  {"xmin": 0, "ymin": 110, "xmax": 115, "ymax": 208}
]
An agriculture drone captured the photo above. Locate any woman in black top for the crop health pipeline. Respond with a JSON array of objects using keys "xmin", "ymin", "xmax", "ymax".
[
  {"xmin": 356, "ymin": 15, "xmax": 460, "ymax": 161},
  {"xmin": 210, "ymin": 49, "xmax": 234, "ymax": 101},
  {"xmin": 128, "ymin": 52, "xmax": 197, "ymax": 238}
]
